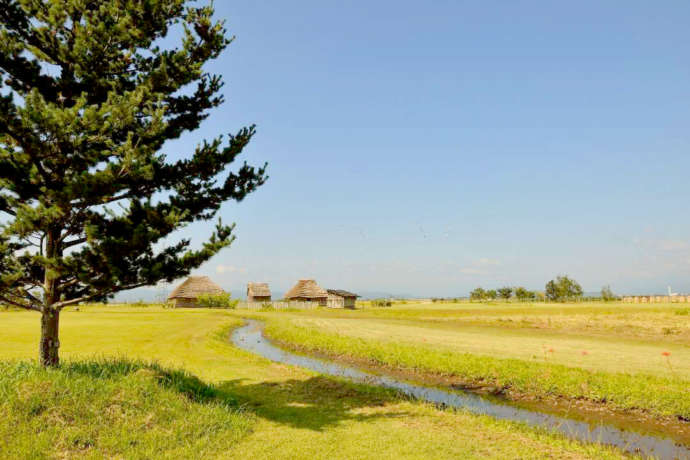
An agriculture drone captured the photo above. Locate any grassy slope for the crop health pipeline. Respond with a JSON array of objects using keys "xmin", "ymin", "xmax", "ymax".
[
  {"xmin": 255, "ymin": 303, "xmax": 690, "ymax": 419},
  {"xmin": 0, "ymin": 306, "xmax": 625, "ymax": 459},
  {"xmin": 0, "ymin": 359, "xmax": 250, "ymax": 459}
]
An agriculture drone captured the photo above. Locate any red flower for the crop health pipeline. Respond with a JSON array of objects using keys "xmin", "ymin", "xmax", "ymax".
[
  {"xmin": 581, "ymin": 351, "xmax": 589, "ymax": 356},
  {"xmin": 548, "ymin": 348, "xmax": 555, "ymax": 353},
  {"xmin": 661, "ymin": 351, "xmax": 671, "ymax": 357}
]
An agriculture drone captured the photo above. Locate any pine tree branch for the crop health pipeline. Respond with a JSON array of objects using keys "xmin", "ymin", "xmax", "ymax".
[
  {"xmin": 0, "ymin": 196, "xmax": 16, "ymax": 216},
  {"xmin": 58, "ymin": 278, "xmax": 81, "ymax": 289},
  {"xmin": 62, "ymin": 237, "xmax": 87, "ymax": 249},
  {"xmin": 52, "ymin": 282, "xmax": 148, "ymax": 310},
  {"xmin": 0, "ymin": 294, "xmax": 40, "ymax": 312}
]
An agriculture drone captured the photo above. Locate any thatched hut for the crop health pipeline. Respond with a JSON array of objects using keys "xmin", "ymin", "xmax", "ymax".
[
  {"xmin": 284, "ymin": 279, "xmax": 328, "ymax": 305},
  {"xmin": 247, "ymin": 282, "xmax": 271, "ymax": 302},
  {"xmin": 168, "ymin": 276, "xmax": 224, "ymax": 308},
  {"xmin": 326, "ymin": 289, "xmax": 359, "ymax": 309}
]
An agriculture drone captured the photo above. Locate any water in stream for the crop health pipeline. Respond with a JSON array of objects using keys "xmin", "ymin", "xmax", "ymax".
[{"xmin": 231, "ymin": 320, "xmax": 689, "ymax": 460}]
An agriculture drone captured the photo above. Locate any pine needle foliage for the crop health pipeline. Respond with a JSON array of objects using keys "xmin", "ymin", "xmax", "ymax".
[{"xmin": 0, "ymin": 0, "xmax": 266, "ymax": 365}]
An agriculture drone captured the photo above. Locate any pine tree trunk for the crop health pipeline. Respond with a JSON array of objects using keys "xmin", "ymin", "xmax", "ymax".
[
  {"xmin": 40, "ymin": 308, "xmax": 60, "ymax": 367},
  {"xmin": 40, "ymin": 228, "xmax": 61, "ymax": 367}
]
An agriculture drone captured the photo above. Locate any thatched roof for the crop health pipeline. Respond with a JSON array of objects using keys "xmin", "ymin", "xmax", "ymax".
[
  {"xmin": 284, "ymin": 279, "xmax": 328, "ymax": 299},
  {"xmin": 247, "ymin": 282, "xmax": 271, "ymax": 297},
  {"xmin": 327, "ymin": 289, "xmax": 359, "ymax": 299},
  {"xmin": 168, "ymin": 276, "xmax": 224, "ymax": 300}
]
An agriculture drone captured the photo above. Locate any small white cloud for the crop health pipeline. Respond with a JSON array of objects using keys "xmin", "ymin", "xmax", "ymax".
[{"xmin": 216, "ymin": 265, "xmax": 247, "ymax": 274}]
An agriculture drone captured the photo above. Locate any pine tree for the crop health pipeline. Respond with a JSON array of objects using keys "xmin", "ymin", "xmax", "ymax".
[{"xmin": 0, "ymin": 0, "xmax": 266, "ymax": 366}]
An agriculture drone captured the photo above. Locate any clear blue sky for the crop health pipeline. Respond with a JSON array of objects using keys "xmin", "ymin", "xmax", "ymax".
[{"xmin": 153, "ymin": 1, "xmax": 690, "ymax": 298}]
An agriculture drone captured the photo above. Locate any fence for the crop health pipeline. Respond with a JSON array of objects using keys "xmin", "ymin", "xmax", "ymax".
[
  {"xmin": 236, "ymin": 301, "xmax": 318, "ymax": 310},
  {"xmin": 622, "ymin": 296, "xmax": 689, "ymax": 303},
  {"xmin": 237, "ymin": 298, "xmax": 350, "ymax": 310}
]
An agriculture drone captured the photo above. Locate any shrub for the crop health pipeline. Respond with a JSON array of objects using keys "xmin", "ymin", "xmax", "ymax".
[
  {"xmin": 514, "ymin": 286, "xmax": 535, "ymax": 302},
  {"xmin": 371, "ymin": 299, "xmax": 392, "ymax": 307},
  {"xmin": 600, "ymin": 285, "xmax": 616, "ymax": 302},
  {"xmin": 497, "ymin": 287, "xmax": 513, "ymax": 301},
  {"xmin": 545, "ymin": 275, "xmax": 583, "ymax": 302},
  {"xmin": 197, "ymin": 293, "xmax": 238, "ymax": 309},
  {"xmin": 469, "ymin": 287, "xmax": 486, "ymax": 301}
]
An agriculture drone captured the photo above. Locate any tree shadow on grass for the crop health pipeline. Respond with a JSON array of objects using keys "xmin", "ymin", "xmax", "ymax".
[
  {"xmin": 217, "ymin": 375, "xmax": 413, "ymax": 431},
  {"xmin": 53, "ymin": 358, "xmax": 412, "ymax": 431},
  {"xmin": 54, "ymin": 358, "xmax": 240, "ymax": 407}
]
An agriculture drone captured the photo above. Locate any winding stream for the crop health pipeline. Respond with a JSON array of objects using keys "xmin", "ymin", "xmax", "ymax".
[{"xmin": 231, "ymin": 320, "xmax": 689, "ymax": 460}]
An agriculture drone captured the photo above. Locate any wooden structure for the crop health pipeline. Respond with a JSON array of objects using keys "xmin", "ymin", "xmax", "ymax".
[
  {"xmin": 167, "ymin": 276, "xmax": 224, "ymax": 308},
  {"xmin": 247, "ymin": 282, "xmax": 271, "ymax": 302},
  {"xmin": 284, "ymin": 279, "xmax": 328, "ymax": 306},
  {"xmin": 326, "ymin": 289, "xmax": 359, "ymax": 309},
  {"xmin": 623, "ymin": 295, "xmax": 690, "ymax": 303},
  {"xmin": 237, "ymin": 300, "xmax": 320, "ymax": 310}
]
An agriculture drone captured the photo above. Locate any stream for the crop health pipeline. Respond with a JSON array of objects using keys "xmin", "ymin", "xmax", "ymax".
[{"xmin": 231, "ymin": 320, "xmax": 689, "ymax": 460}]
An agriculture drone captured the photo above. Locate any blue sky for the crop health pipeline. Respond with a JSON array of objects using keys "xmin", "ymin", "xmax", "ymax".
[{"xmin": 147, "ymin": 1, "xmax": 690, "ymax": 298}]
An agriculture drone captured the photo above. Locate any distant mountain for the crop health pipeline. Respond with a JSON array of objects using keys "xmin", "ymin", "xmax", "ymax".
[
  {"xmin": 112, "ymin": 287, "xmax": 168, "ymax": 303},
  {"xmin": 354, "ymin": 291, "xmax": 416, "ymax": 300}
]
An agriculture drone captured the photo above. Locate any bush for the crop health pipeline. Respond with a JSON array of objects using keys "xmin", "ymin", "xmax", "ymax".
[
  {"xmin": 545, "ymin": 275, "xmax": 583, "ymax": 302},
  {"xmin": 514, "ymin": 287, "xmax": 536, "ymax": 302},
  {"xmin": 469, "ymin": 287, "xmax": 486, "ymax": 301},
  {"xmin": 371, "ymin": 299, "xmax": 392, "ymax": 308},
  {"xmin": 497, "ymin": 287, "xmax": 513, "ymax": 301},
  {"xmin": 197, "ymin": 293, "xmax": 238, "ymax": 309},
  {"xmin": 600, "ymin": 285, "xmax": 616, "ymax": 302}
]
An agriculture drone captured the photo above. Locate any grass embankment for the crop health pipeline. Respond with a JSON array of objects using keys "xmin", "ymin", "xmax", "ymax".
[
  {"xmin": 0, "ymin": 305, "xmax": 626, "ymax": 459},
  {"xmin": 0, "ymin": 359, "xmax": 250, "ymax": 459},
  {"xmin": 259, "ymin": 304, "xmax": 690, "ymax": 420}
]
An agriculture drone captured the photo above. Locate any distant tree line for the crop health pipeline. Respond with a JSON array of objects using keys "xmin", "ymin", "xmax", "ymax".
[
  {"xmin": 469, "ymin": 276, "xmax": 617, "ymax": 303},
  {"xmin": 469, "ymin": 286, "xmax": 541, "ymax": 302}
]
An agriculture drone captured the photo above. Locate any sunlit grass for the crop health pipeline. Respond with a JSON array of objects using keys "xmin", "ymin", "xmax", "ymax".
[
  {"xmin": 249, "ymin": 302, "xmax": 690, "ymax": 419},
  {"xmin": 0, "ymin": 305, "xmax": 628, "ymax": 459},
  {"xmin": 0, "ymin": 358, "xmax": 251, "ymax": 459}
]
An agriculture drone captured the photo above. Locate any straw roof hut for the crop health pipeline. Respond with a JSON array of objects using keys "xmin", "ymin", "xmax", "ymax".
[
  {"xmin": 284, "ymin": 279, "xmax": 328, "ymax": 305},
  {"xmin": 327, "ymin": 289, "xmax": 359, "ymax": 309},
  {"xmin": 247, "ymin": 282, "xmax": 271, "ymax": 302},
  {"xmin": 168, "ymin": 276, "xmax": 224, "ymax": 308}
]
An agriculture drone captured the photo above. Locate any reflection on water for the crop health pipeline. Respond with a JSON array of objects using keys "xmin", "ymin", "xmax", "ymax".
[{"xmin": 232, "ymin": 320, "xmax": 689, "ymax": 460}]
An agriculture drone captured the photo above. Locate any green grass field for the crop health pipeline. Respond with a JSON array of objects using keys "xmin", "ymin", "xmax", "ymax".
[
  {"xmin": 255, "ymin": 302, "xmax": 690, "ymax": 421},
  {"xmin": 0, "ymin": 304, "xmax": 631, "ymax": 459}
]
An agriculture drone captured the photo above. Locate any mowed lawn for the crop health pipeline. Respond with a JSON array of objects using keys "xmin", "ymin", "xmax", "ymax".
[{"xmin": 0, "ymin": 305, "xmax": 625, "ymax": 459}]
